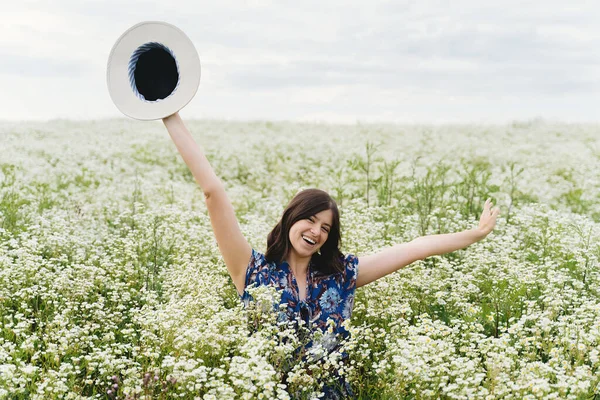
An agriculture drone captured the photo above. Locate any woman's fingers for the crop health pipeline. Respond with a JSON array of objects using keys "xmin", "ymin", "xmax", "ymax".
[
  {"xmin": 481, "ymin": 199, "xmax": 492, "ymax": 217},
  {"xmin": 485, "ymin": 199, "xmax": 494, "ymax": 215},
  {"xmin": 484, "ymin": 199, "xmax": 500, "ymax": 216}
]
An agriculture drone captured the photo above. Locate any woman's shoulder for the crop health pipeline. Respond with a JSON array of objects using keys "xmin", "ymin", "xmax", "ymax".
[
  {"xmin": 244, "ymin": 249, "xmax": 279, "ymax": 293},
  {"xmin": 311, "ymin": 252, "xmax": 358, "ymax": 294},
  {"xmin": 337, "ymin": 252, "xmax": 358, "ymax": 271},
  {"xmin": 341, "ymin": 253, "xmax": 359, "ymax": 280},
  {"xmin": 342, "ymin": 253, "xmax": 358, "ymax": 264},
  {"xmin": 312, "ymin": 252, "xmax": 358, "ymax": 281},
  {"xmin": 248, "ymin": 249, "xmax": 278, "ymax": 271}
]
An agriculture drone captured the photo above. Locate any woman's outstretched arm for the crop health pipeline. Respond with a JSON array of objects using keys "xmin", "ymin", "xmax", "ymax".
[
  {"xmin": 356, "ymin": 199, "xmax": 500, "ymax": 288},
  {"xmin": 163, "ymin": 113, "xmax": 251, "ymax": 295}
]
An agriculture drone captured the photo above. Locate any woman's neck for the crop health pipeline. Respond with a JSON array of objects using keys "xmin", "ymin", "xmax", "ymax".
[{"xmin": 285, "ymin": 251, "xmax": 310, "ymax": 277}]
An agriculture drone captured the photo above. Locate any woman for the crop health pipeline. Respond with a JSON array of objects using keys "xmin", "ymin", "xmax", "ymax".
[{"xmin": 162, "ymin": 113, "xmax": 500, "ymax": 398}]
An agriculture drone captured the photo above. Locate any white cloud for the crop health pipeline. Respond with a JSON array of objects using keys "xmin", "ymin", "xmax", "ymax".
[{"xmin": 0, "ymin": 0, "xmax": 599, "ymax": 122}]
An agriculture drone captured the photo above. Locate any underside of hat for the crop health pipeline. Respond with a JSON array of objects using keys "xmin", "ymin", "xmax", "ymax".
[{"xmin": 107, "ymin": 21, "xmax": 201, "ymax": 120}]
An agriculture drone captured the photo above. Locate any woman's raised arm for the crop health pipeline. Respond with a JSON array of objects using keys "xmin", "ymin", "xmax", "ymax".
[
  {"xmin": 162, "ymin": 113, "xmax": 251, "ymax": 295},
  {"xmin": 356, "ymin": 199, "xmax": 500, "ymax": 288}
]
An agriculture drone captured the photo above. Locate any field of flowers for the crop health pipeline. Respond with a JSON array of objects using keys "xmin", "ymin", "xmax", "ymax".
[{"xmin": 0, "ymin": 118, "xmax": 599, "ymax": 399}]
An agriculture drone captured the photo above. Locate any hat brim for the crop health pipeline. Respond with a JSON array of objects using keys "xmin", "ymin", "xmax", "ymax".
[{"xmin": 107, "ymin": 21, "xmax": 201, "ymax": 121}]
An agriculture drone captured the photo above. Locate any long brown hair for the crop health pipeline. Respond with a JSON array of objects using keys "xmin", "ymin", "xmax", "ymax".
[{"xmin": 265, "ymin": 189, "xmax": 344, "ymax": 275}]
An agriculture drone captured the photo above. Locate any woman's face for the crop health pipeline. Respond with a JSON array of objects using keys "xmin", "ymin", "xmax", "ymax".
[{"xmin": 288, "ymin": 209, "xmax": 333, "ymax": 259}]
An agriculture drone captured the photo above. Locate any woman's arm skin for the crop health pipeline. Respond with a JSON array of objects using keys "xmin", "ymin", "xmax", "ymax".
[
  {"xmin": 162, "ymin": 113, "xmax": 251, "ymax": 296},
  {"xmin": 356, "ymin": 199, "xmax": 500, "ymax": 288}
]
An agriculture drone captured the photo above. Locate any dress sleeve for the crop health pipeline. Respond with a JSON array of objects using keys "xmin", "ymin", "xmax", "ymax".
[
  {"xmin": 244, "ymin": 248, "xmax": 269, "ymax": 292},
  {"xmin": 342, "ymin": 254, "xmax": 359, "ymax": 292}
]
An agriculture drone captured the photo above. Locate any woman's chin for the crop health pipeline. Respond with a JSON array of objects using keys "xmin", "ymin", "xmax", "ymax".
[{"xmin": 298, "ymin": 247, "xmax": 316, "ymax": 258}]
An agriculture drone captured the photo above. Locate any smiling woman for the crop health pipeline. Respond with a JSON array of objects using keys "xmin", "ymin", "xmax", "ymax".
[
  {"xmin": 161, "ymin": 112, "xmax": 500, "ymax": 399},
  {"xmin": 105, "ymin": 20, "xmax": 497, "ymax": 399},
  {"xmin": 264, "ymin": 189, "xmax": 342, "ymax": 278}
]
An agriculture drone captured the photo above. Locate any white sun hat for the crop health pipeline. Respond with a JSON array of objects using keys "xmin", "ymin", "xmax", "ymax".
[{"xmin": 107, "ymin": 21, "xmax": 201, "ymax": 120}]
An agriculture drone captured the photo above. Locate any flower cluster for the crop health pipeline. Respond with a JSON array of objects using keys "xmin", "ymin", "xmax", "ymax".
[{"xmin": 0, "ymin": 119, "xmax": 598, "ymax": 398}]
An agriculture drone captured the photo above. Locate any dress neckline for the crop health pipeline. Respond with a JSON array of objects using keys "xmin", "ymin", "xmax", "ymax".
[{"xmin": 281, "ymin": 260, "xmax": 312, "ymax": 302}]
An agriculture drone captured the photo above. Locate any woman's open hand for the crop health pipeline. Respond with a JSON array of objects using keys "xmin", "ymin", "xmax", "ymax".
[{"xmin": 477, "ymin": 198, "xmax": 500, "ymax": 239}]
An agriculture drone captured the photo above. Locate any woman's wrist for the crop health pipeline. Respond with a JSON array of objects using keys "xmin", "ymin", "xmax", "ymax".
[
  {"xmin": 470, "ymin": 228, "xmax": 488, "ymax": 242},
  {"xmin": 162, "ymin": 112, "xmax": 181, "ymax": 126}
]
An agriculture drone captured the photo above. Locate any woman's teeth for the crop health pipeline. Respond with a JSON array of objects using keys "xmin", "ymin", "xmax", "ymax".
[{"xmin": 302, "ymin": 235, "xmax": 316, "ymax": 245}]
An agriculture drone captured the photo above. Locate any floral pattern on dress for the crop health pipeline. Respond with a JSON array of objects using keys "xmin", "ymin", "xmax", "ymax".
[
  {"xmin": 240, "ymin": 249, "xmax": 359, "ymax": 344},
  {"xmin": 320, "ymin": 287, "xmax": 342, "ymax": 313},
  {"xmin": 241, "ymin": 249, "xmax": 359, "ymax": 398}
]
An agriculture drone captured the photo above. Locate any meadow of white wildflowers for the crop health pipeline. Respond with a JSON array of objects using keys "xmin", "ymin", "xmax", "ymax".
[{"xmin": 0, "ymin": 118, "xmax": 598, "ymax": 399}]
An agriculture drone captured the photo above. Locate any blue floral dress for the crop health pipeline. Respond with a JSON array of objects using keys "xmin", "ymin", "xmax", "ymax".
[{"xmin": 240, "ymin": 249, "xmax": 359, "ymax": 398}]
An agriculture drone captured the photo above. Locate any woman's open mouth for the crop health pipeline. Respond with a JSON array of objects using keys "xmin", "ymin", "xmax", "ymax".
[{"xmin": 302, "ymin": 235, "xmax": 316, "ymax": 246}]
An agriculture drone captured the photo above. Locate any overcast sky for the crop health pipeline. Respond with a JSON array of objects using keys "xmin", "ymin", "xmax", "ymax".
[{"xmin": 2, "ymin": 0, "xmax": 600, "ymax": 123}]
